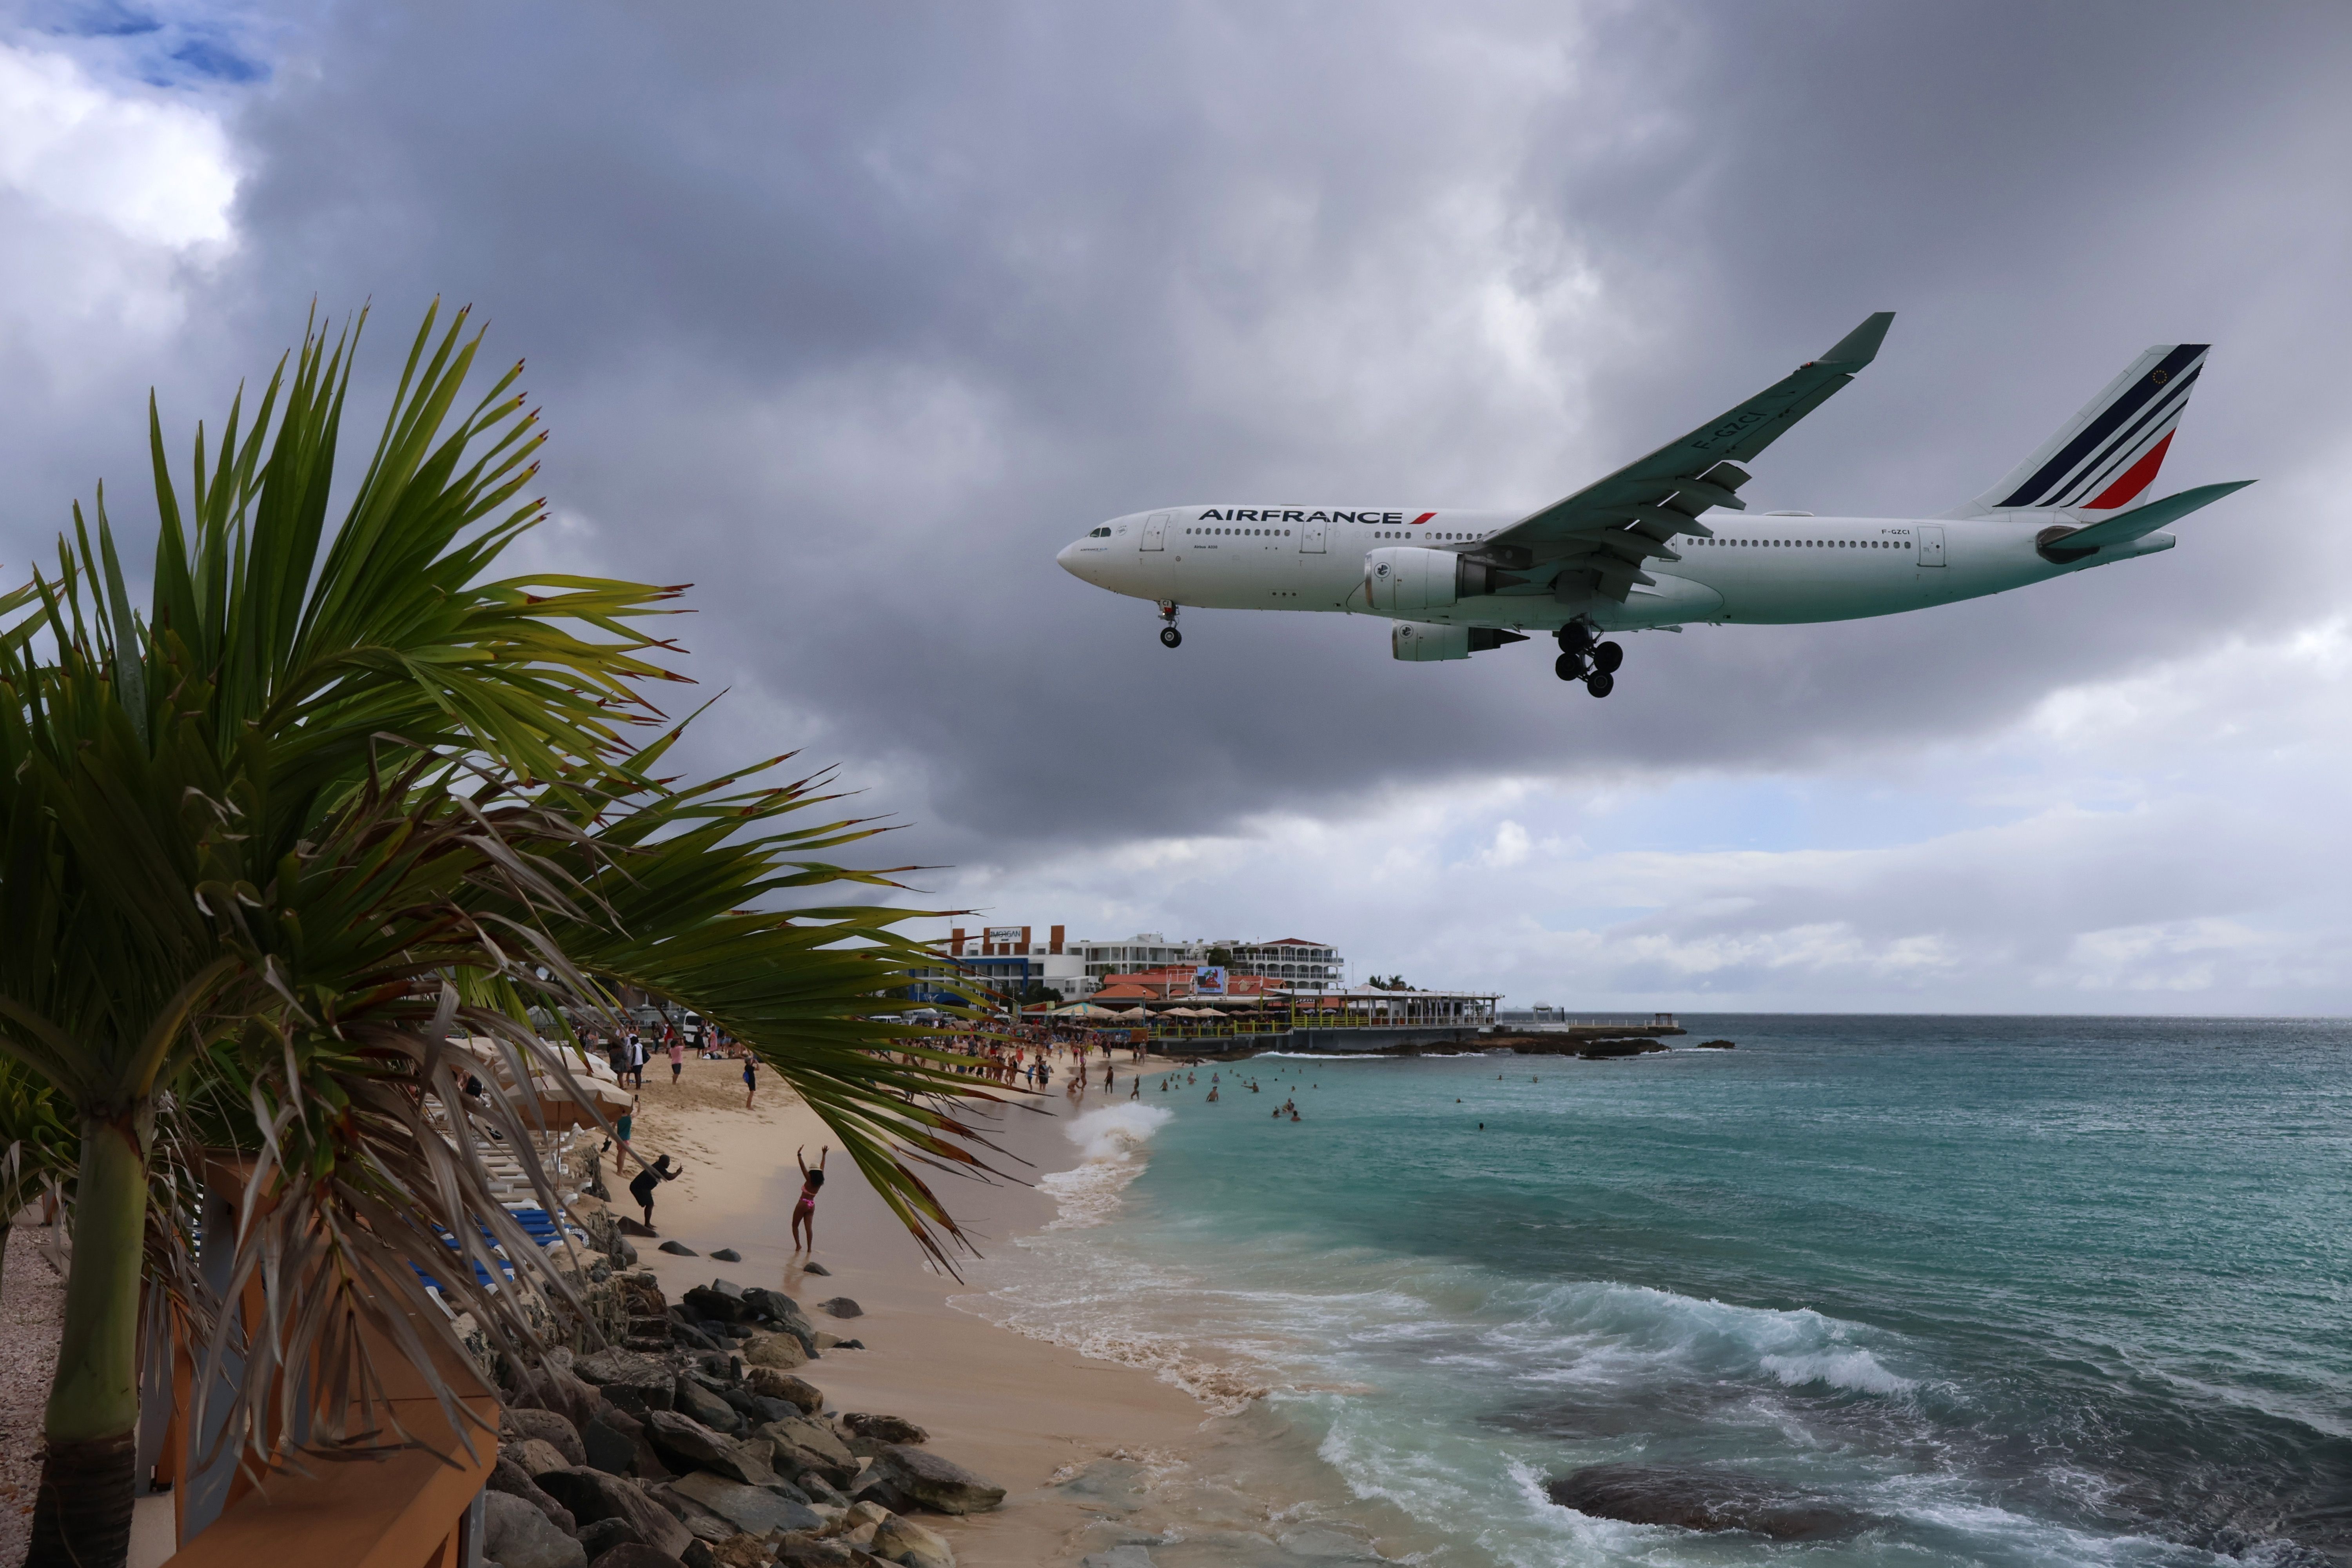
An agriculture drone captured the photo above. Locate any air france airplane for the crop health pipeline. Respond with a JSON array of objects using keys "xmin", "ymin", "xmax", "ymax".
[{"xmin": 1056, "ymin": 314, "xmax": 2250, "ymax": 697}]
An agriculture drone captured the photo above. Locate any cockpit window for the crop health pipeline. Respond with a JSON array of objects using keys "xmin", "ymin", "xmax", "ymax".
[{"xmin": 1089, "ymin": 526, "xmax": 1112, "ymax": 538}]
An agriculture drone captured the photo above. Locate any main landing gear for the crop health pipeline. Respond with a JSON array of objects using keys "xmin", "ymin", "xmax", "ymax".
[
  {"xmin": 1554, "ymin": 620, "xmax": 1622, "ymax": 698},
  {"xmin": 1157, "ymin": 602, "xmax": 1182, "ymax": 649}
]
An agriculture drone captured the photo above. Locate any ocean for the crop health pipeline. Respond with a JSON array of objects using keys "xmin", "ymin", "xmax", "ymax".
[{"xmin": 961, "ymin": 1016, "xmax": 2352, "ymax": 1568}]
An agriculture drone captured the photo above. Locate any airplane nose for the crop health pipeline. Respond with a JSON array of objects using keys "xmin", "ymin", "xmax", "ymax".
[{"xmin": 1057, "ymin": 541, "xmax": 1083, "ymax": 579}]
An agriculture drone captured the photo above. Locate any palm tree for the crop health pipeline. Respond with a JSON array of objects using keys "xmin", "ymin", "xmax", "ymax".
[
  {"xmin": 0, "ymin": 305, "xmax": 993, "ymax": 1567},
  {"xmin": 0, "ymin": 1057, "xmax": 74, "ymax": 1301}
]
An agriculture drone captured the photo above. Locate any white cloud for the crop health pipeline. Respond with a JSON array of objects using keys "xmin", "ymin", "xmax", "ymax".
[{"xmin": 0, "ymin": 41, "xmax": 237, "ymax": 250}]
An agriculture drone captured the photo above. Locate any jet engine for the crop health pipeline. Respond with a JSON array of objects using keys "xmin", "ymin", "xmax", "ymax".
[
  {"xmin": 1365, "ymin": 547, "xmax": 1525, "ymax": 614},
  {"xmin": 1392, "ymin": 623, "xmax": 1530, "ymax": 662}
]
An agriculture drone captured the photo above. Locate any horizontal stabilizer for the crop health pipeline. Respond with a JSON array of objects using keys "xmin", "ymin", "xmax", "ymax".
[{"xmin": 2037, "ymin": 480, "xmax": 2252, "ymax": 561}]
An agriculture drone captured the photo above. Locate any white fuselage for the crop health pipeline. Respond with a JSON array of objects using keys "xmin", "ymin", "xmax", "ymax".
[{"xmin": 1056, "ymin": 505, "xmax": 2174, "ymax": 632}]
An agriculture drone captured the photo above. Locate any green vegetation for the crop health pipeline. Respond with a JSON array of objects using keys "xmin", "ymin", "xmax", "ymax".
[{"xmin": 0, "ymin": 305, "xmax": 990, "ymax": 1567}]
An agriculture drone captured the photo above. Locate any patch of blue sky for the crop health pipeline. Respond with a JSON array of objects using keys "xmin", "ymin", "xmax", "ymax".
[{"xmin": 23, "ymin": 0, "xmax": 271, "ymax": 89}]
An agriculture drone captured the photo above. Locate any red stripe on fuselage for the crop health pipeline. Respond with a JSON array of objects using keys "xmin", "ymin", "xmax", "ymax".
[
  {"xmin": 1410, "ymin": 512, "xmax": 1435, "ymax": 525},
  {"xmin": 2085, "ymin": 431, "xmax": 2174, "ymax": 510}
]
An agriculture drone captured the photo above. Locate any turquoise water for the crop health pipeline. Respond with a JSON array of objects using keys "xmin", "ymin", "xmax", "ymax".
[{"xmin": 975, "ymin": 1018, "xmax": 2352, "ymax": 1567}]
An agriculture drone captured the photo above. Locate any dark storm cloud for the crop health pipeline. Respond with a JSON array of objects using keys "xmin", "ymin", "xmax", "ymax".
[{"xmin": 10, "ymin": 2, "xmax": 2351, "ymax": 879}]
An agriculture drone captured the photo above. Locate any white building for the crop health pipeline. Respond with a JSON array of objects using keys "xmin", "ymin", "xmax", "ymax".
[{"xmin": 1073, "ymin": 933, "xmax": 1345, "ymax": 990}]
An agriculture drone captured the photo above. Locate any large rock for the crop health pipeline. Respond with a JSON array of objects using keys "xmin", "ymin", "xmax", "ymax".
[
  {"xmin": 507, "ymin": 1437, "xmax": 576, "ymax": 1479},
  {"xmin": 673, "ymin": 1377, "xmax": 743, "ymax": 1435},
  {"xmin": 747, "ymin": 1368, "xmax": 822, "ymax": 1413},
  {"xmin": 815, "ymin": 1298, "xmax": 862, "ymax": 1319},
  {"xmin": 489, "ymin": 1454, "xmax": 579, "ymax": 1533},
  {"xmin": 761, "ymin": 1415, "xmax": 857, "ymax": 1488},
  {"xmin": 513, "ymin": 1362, "xmax": 604, "ymax": 1436},
  {"xmin": 682, "ymin": 1284, "xmax": 748, "ymax": 1325},
  {"xmin": 535, "ymin": 1467, "xmax": 696, "ymax": 1559},
  {"xmin": 1543, "ymin": 1465, "xmax": 1865, "ymax": 1541},
  {"xmin": 743, "ymin": 1331, "xmax": 810, "ymax": 1371},
  {"xmin": 481, "ymin": 1489, "xmax": 588, "ymax": 1568},
  {"xmin": 508, "ymin": 1407, "xmax": 588, "ymax": 1467},
  {"xmin": 583, "ymin": 1409, "xmax": 668, "ymax": 1480},
  {"xmin": 871, "ymin": 1513, "xmax": 956, "ymax": 1568},
  {"xmin": 585, "ymin": 1547, "xmax": 686, "ymax": 1568},
  {"xmin": 574, "ymin": 1350, "xmax": 675, "ymax": 1415},
  {"xmin": 843, "ymin": 1414, "xmax": 926, "ymax": 1446},
  {"xmin": 573, "ymin": 1516, "xmax": 644, "ymax": 1560},
  {"xmin": 657, "ymin": 1240, "xmax": 699, "ymax": 1256},
  {"xmin": 668, "ymin": 1469, "xmax": 824, "ymax": 1536},
  {"xmin": 872, "ymin": 1445, "xmax": 1004, "ymax": 1515},
  {"xmin": 643, "ymin": 1410, "xmax": 737, "ymax": 1473},
  {"xmin": 644, "ymin": 1411, "xmax": 777, "ymax": 1486}
]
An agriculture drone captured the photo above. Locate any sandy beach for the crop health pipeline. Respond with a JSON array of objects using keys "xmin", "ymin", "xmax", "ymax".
[{"xmin": 612, "ymin": 1052, "xmax": 1209, "ymax": 1566}]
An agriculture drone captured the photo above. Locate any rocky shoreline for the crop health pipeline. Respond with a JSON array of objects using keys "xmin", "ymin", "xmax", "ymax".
[{"xmin": 474, "ymin": 1206, "xmax": 1002, "ymax": 1568}]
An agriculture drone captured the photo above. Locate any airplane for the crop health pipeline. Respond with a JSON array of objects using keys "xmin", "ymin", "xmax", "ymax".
[{"xmin": 1056, "ymin": 314, "xmax": 2251, "ymax": 697}]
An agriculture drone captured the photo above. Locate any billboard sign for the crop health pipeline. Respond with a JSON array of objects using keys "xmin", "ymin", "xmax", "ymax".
[
  {"xmin": 984, "ymin": 925, "xmax": 1024, "ymax": 947},
  {"xmin": 1194, "ymin": 965, "xmax": 1227, "ymax": 995}
]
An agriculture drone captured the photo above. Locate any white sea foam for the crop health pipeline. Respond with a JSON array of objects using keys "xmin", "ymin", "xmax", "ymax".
[{"xmin": 1035, "ymin": 1103, "xmax": 1172, "ymax": 1229}]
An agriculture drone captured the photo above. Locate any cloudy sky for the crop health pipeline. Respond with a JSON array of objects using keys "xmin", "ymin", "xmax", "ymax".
[{"xmin": 4, "ymin": 1, "xmax": 2349, "ymax": 1013}]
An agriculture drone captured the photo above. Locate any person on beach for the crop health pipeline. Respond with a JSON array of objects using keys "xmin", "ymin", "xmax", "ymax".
[
  {"xmin": 626, "ymin": 1030, "xmax": 648, "ymax": 1089},
  {"xmin": 669, "ymin": 1034, "xmax": 684, "ymax": 1085},
  {"xmin": 742, "ymin": 1054, "xmax": 759, "ymax": 1109},
  {"xmin": 613, "ymin": 1096, "xmax": 638, "ymax": 1174},
  {"xmin": 792, "ymin": 1145, "xmax": 829, "ymax": 1251},
  {"xmin": 629, "ymin": 1152, "xmax": 681, "ymax": 1231}
]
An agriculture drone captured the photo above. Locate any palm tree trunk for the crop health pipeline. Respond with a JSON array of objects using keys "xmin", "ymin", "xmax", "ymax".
[{"xmin": 27, "ymin": 1105, "xmax": 149, "ymax": 1568}]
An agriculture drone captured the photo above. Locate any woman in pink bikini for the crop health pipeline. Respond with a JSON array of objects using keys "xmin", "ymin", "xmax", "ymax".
[{"xmin": 791, "ymin": 1144, "xmax": 829, "ymax": 1252}]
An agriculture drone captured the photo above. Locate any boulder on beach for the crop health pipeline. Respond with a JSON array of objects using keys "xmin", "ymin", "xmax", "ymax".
[
  {"xmin": 815, "ymin": 1297, "xmax": 862, "ymax": 1319},
  {"xmin": 671, "ymin": 1376, "xmax": 743, "ymax": 1435},
  {"xmin": 708, "ymin": 1248, "xmax": 741, "ymax": 1262},
  {"xmin": 506, "ymin": 1437, "xmax": 575, "ymax": 1480},
  {"xmin": 572, "ymin": 1516, "xmax": 644, "ymax": 1559},
  {"xmin": 801, "ymin": 1261, "xmax": 831, "ymax": 1276},
  {"xmin": 1544, "ymin": 1464, "xmax": 1863, "ymax": 1540},
  {"xmin": 871, "ymin": 1443, "xmax": 1005, "ymax": 1514},
  {"xmin": 615, "ymin": 1216, "xmax": 657, "ymax": 1237},
  {"xmin": 535, "ymin": 1468, "xmax": 695, "ymax": 1559},
  {"xmin": 843, "ymin": 1413, "xmax": 927, "ymax": 1446},
  {"xmin": 644, "ymin": 1410, "xmax": 774, "ymax": 1484},
  {"xmin": 507, "ymin": 1406, "xmax": 588, "ymax": 1467},
  {"xmin": 762, "ymin": 1413, "xmax": 859, "ymax": 1489},
  {"xmin": 747, "ymin": 1367, "xmax": 823, "ymax": 1413},
  {"xmin": 872, "ymin": 1511, "xmax": 957, "ymax": 1568},
  {"xmin": 481, "ymin": 1488, "xmax": 586, "ymax": 1568},
  {"xmin": 487, "ymin": 1455, "xmax": 577, "ymax": 1535},
  {"xmin": 581, "ymin": 1546, "xmax": 684, "ymax": 1568},
  {"xmin": 667, "ymin": 1469, "xmax": 823, "ymax": 1536},
  {"xmin": 743, "ymin": 1330, "xmax": 811, "ymax": 1371},
  {"xmin": 657, "ymin": 1239, "xmax": 699, "ymax": 1256},
  {"xmin": 573, "ymin": 1350, "xmax": 675, "ymax": 1416}
]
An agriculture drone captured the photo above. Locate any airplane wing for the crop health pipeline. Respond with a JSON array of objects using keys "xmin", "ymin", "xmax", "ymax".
[
  {"xmin": 1484, "ymin": 312, "xmax": 1894, "ymax": 599},
  {"xmin": 2035, "ymin": 479, "xmax": 2252, "ymax": 561}
]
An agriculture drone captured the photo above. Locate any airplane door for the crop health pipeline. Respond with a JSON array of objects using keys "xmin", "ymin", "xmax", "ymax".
[
  {"xmin": 1916, "ymin": 525, "xmax": 1946, "ymax": 567},
  {"xmin": 1299, "ymin": 514, "xmax": 1327, "ymax": 553},
  {"xmin": 1141, "ymin": 512, "xmax": 1170, "ymax": 551}
]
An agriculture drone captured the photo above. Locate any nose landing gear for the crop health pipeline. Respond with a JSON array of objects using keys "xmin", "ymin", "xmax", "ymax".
[
  {"xmin": 1157, "ymin": 602, "xmax": 1182, "ymax": 649},
  {"xmin": 1555, "ymin": 619, "xmax": 1621, "ymax": 697}
]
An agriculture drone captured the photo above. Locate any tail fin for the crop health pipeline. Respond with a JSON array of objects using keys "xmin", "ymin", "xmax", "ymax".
[{"xmin": 1969, "ymin": 343, "xmax": 2209, "ymax": 514}]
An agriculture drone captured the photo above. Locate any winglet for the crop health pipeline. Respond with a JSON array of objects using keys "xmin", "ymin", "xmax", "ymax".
[{"xmin": 1817, "ymin": 312, "xmax": 1895, "ymax": 368}]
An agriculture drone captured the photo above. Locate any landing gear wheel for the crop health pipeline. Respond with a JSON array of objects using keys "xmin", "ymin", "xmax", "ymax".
[
  {"xmin": 1592, "ymin": 641, "xmax": 1624, "ymax": 673},
  {"xmin": 1584, "ymin": 670, "xmax": 1615, "ymax": 698},
  {"xmin": 1555, "ymin": 652, "xmax": 1589, "ymax": 682},
  {"xmin": 1557, "ymin": 621, "xmax": 1597, "ymax": 655},
  {"xmin": 1160, "ymin": 626, "xmax": 1183, "ymax": 649}
]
